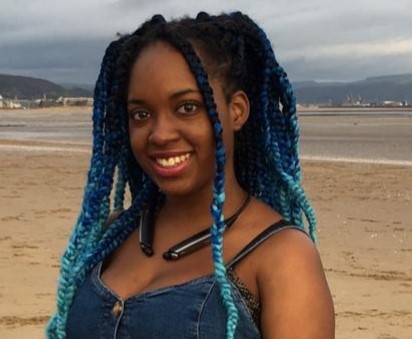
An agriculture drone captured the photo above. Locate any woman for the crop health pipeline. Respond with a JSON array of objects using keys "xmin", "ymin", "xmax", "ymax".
[{"xmin": 47, "ymin": 11, "xmax": 334, "ymax": 339}]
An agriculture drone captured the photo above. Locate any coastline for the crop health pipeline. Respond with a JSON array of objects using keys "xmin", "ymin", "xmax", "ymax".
[
  {"xmin": 298, "ymin": 106, "xmax": 412, "ymax": 113},
  {"xmin": 0, "ymin": 108, "xmax": 411, "ymax": 338},
  {"xmin": 0, "ymin": 147, "xmax": 411, "ymax": 338}
]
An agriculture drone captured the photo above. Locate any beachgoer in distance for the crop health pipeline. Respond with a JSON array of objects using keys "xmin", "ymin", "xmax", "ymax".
[{"xmin": 47, "ymin": 11, "xmax": 335, "ymax": 339}]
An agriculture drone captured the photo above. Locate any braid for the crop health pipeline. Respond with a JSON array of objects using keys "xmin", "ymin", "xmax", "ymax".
[
  {"xmin": 47, "ymin": 11, "xmax": 317, "ymax": 339},
  {"xmin": 46, "ymin": 16, "xmax": 167, "ymax": 339},
  {"xmin": 183, "ymin": 15, "xmax": 318, "ymax": 335},
  {"xmin": 221, "ymin": 11, "xmax": 316, "ymax": 236},
  {"xmin": 164, "ymin": 30, "xmax": 239, "ymax": 338},
  {"xmin": 47, "ymin": 37, "xmax": 126, "ymax": 337},
  {"xmin": 114, "ymin": 154, "xmax": 128, "ymax": 211}
]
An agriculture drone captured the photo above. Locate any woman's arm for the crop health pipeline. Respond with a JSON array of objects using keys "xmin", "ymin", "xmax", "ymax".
[{"xmin": 258, "ymin": 229, "xmax": 335, "ymax": 339}]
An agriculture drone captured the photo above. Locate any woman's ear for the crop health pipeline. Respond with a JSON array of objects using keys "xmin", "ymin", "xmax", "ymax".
[{"xmin": 229, "ymin": 90, "xmax": 250, "ymax": 131}]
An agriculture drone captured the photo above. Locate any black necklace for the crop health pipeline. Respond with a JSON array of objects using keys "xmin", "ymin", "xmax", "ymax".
[{"xmin": 139, "ymin": 193, "xmax": 251, "ymax": 261}]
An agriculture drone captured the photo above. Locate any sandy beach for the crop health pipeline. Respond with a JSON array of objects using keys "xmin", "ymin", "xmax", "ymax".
[{"xmin": 0, "ymin": 108, "xmax": 411, "ymax": 338}]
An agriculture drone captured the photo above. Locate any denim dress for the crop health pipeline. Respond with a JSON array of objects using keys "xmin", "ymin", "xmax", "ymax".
[{"xmin": 67, "ymin": 221, "xmax": 304, "ymax": 338}]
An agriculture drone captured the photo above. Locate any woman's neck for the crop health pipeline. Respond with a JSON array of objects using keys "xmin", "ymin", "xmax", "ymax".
[{"xmin": 157, "ymin": 179, "xmax": 247, "ymax": 234}]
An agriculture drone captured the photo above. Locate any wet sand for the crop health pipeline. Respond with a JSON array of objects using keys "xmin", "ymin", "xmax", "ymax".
[
  {"xmin": 2, "ymin": 107, "xmax": 412, "ymax": 163},
  {"xmin": 0, "ymin": 108, "xmax": 411, "ymax": 338},
  {"xmin": 300, "ymin": 114, "xmax": 412, "ymax": 164}
]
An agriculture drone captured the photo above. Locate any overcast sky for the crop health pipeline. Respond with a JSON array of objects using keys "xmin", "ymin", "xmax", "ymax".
[{"xmin": 1, "ymin": 0, "xmax": 411, "ymax": 84}]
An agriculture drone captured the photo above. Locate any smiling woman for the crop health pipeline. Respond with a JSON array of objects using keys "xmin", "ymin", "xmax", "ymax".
[
  {"xmin": 127, "ymin": 41, "xmax": 239, "ymax": 197},
  {"xmin": 46, "ymin": 11, "xmax": 334, "ymax": 339}
]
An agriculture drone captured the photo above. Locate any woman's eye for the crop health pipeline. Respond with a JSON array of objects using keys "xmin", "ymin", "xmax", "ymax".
[
  {"xmin": 130, "ymin": 110, "xmax": 150, "ymax": 121},
  {"xmin": 177, "ymin": 103, "xmax": 199, "ymax": 115}
]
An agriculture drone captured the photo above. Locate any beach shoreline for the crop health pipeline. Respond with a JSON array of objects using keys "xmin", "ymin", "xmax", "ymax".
[{"xmin": 0, "ymin": 110, "xmax": 411, "ymax": 338}]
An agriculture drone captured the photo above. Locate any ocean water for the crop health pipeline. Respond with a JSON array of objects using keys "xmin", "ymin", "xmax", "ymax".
[
  {"xmin": 0, "ymin": 111, "xmax": 91, "ymax": 143},
  {"xmin": 0, "ymin": 122, "xmax": 91, "ymax": 143},
  {"xmin": 1, "ymin": 110, "xmax": 411, "ymax": 164},
  {"xmin": 299, "ymin": 112, "xmax": 412, "ymax": 164}
]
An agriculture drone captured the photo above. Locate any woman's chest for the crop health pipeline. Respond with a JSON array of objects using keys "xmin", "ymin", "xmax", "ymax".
[
  {"xmin": 100, "ymin": 228, "xmax": 216, "ymax": 297},
  {"xmin": 66, "ymin": 266, "xmax": 261, "ymax": 339},
  {"xmin": 99, "ymin": 227, "xmax": 260, "ymax": 301}
]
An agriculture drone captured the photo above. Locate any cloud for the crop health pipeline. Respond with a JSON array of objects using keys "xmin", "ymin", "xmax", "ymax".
[
  {"xmin": 0, "ymin": 0, "xmax": 411, "ymax": 83},
  {"xmin": 284, "ymin": 53, "xmax": 412, "ymax": 82},
  {"xmin": 281, "ymin": 38, "xmax": 412, "ymax": 62}
]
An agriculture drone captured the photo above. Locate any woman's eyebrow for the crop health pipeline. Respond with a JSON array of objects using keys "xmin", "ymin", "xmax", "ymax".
[
  {"xmin": 169, "ymin": 88, "xmax": 201, "ymax": 100},
  {"xmin": 127, "ymin": 98, "xmax": 145, "ymax": 106},
  {"xmin": 127, "ymin": 88, "xmax": 201, "ymax": 105}
]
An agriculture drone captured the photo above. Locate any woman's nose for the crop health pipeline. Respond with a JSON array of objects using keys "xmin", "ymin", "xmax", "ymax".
[{"xmin": 148, "ymin": 113, "xmax": 180, "ymax": 145}]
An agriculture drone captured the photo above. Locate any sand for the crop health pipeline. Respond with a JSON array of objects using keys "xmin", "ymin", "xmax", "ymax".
[{"xmin": 0, "ymin": 108, "xmax": 411, "ymax": 338}]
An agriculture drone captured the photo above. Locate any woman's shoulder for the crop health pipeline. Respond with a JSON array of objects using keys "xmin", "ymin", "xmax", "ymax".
[
  {"xmin": 248, "ymin": 197, "xmax": 322, "ymax": 294},
  {"xmin": 256, "ymin": 226, "xmax": 319, "ymax": 279},
  {"xmin": 245, "ymin": 197, "xmax": 315, "ymax": 266},
  {"xmin": 243, "ymin": 203, "xmax": 320, "ymax": 291},
  {"xmin": 251, "ymin": 219, "xmax": 335, "ymax": 337},
  {"xmin": 231, "ymin": 197, "xmax": 316, "ymax": 282}
]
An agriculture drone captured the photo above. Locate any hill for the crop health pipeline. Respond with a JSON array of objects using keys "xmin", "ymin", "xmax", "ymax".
[
  {"xmin": 1, "ymin": 73, "xmax": 411, "ymax": 106},
  {"xmin": 0, "ymin": 74, "xmax": 92, "ymax": 100},
  {"xmin": 293, "ymin": 74, "xmax": 412, "ymax": 105}
]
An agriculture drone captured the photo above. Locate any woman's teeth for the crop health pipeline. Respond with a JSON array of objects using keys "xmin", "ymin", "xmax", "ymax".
[{"xmin": 155, "ymin": 154, "xmax": 190, "ymax": 167}]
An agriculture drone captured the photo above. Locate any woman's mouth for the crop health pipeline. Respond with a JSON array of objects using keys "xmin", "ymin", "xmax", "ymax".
[
  {"xmin": 151, "ymin": 153, "xmax": 192, "ymax": 177},
  {"xmin": 155, "ymin": 153, "xmax": 191, "ymax": 168}
]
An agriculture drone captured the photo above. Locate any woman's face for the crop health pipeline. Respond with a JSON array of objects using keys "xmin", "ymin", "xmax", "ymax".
[{"xmin": 127, "ymin": 41, "xmax": 235, "ymax": 198}]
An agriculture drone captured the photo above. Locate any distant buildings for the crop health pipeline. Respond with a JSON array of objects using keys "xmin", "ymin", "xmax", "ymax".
[
  {"xmin": 0, "ymin": 94, "xmax": 93, "ymax": 109},
  {"xmin": 57, "ymin": 97, "xmax": 94, "ymax": 106},
  {"xmin": 0, "ymin": 92, "xmax": 409, "ymax": 110},
  {"xmin": 337, "ymin": 95, "xmax": 409, "ymax": 108},
  {"xmin": 341, "ymin": 95, "xmax": 370, "ymax": 107},
  {"xmin": 0, "ymin": 94, "xmax": 23, "ymax": 108},
  {"xmin": 382, "ymin": 100, "xmax": 408, "ymax": 107}
]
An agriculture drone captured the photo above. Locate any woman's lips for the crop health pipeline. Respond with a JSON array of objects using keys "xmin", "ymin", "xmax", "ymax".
[{"xmin": 150, "ymin": 152, "xmax": 192, "ymax": 178}]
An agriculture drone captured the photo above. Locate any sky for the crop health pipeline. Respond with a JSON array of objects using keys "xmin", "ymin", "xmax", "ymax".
[{"xmin": 1, "ymin": 0, "xmax": 411, "ymax": 84}]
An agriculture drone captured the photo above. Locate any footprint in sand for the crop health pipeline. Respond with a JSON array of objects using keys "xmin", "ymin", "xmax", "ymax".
[
  {"xmin": 1, "ymin": 215, "xmax": 22, "ymax": 221},
  {"xmin": 11, "ymin": 244, "xmax": 39, "ymax": 250},
  {"xmin": 50, "ymin": 208, "xmax": 73, "ymax": 213},
  {"xmin": 0, "ymin": 236, "xmax": 12, "ymax": 241},
  {"xmin": 393, "ymin": 227, "xmax": 404, "ymax": 231},
  {"xmin": 0, "ymin": 315, "xmax": 50, "ymax": 327}
]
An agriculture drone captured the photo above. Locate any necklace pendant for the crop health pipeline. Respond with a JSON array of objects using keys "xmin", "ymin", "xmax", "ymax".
[
  {"xmin": 140, "ymin": 242, "xmax": 154, "ymax": 257},
  {"xmin": 139, "ymin": 209, "xmax": 155, "ymax": 257},
  {"xmin": 139, "ymin": 193, "xmax": 251, "ymax": 261},
  {"xmin": 163, "ymin": 251, "xmax": 180, "ymax": 261}
]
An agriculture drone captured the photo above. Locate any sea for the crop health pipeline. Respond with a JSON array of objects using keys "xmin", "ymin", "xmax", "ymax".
[{"xmin": 0, "ymin": 109, "xmax": 411, "ymax": 166}]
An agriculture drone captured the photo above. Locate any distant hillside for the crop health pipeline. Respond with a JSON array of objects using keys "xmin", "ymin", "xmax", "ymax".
[
  {"xmin": 0, "ymin": 74, "xmax": 92, "ymax": 100},
  {"xmin": 1, "ymin": 73, "xmax": 411, "ymax": 105},
  {"xmin": 59, "ymin": 82, "xmax": 95, "ymax": 92},
  {"xmin": 293, "ymin": 74, "xmax": 412, "ymax": 105}
]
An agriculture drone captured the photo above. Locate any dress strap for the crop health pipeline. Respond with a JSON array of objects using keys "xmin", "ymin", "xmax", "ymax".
[{"xmin": 225, "ymin": 220, "xmax": 307, "ymax": 269}]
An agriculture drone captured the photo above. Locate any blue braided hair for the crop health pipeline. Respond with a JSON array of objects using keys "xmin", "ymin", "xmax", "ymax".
[
  {"xmin": 46, "ymin": 11, "xmax": 316, "ymax": 339},
  {"xmin": 46, "ymin": 19, "xmax": 161, "ymax": 338}
]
